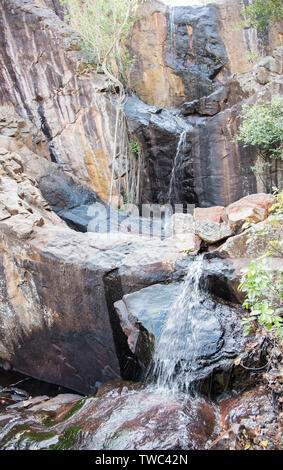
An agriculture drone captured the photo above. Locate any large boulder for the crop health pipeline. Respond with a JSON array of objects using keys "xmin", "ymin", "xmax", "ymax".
[
  {"xmin": 0, "ymin": 135, "xmax": 191, "ymax": 394},
  {"xmin": 0, "ymin": 221, "xmax": 188, "ymax": 394},
  {"xmin": 222, "ymin": 193, "xmax": 274, "ymax": 232},
  {"xmin": 113, "ymin": 258, "xmax": 253, "ymax": 395},
  {"xmin": 203, "ymin": 217, "xmax": 283, "ymax": 303},
  {"xmin": 195, "ymin": 220, "xmax": 234, "ymax": 244},
  {"xmin": 114, "ymin": 283, "xmax": 181, "ymax": 372}
]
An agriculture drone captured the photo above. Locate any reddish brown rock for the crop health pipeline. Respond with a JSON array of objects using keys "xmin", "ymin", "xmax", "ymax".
[
  {"xmin": 0, "ymin": 140, "xmax": 189, "ymax": 394},
  {"xmin": 127, "ymin": 0, "xmax": 279, "ymax": 108},
  {"xmin": 194, "ymin": 206, "xmax": 225, "ymax": 223},
  {"xmin": 223, "ymin": 193, "xmax": 274, "ymax": 231}
]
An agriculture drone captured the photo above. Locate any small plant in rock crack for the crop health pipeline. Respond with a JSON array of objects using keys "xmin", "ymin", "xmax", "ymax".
[{"xmin": 130, "ymin": 140, "xmax": 140, "ymax": 155}]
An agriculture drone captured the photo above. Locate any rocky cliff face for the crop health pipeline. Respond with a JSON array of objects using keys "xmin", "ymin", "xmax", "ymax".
[
  {"xmin": 0, "ymin": 0, "xmax": 282, "ymax": 208},
  {"xmin": 128, "ymin": 0, "xmax": 280, "ymax": 108},
  {"xmin": 0, "ymin": 129, "xmax": 193, "ymax": 393},
  {"xmin": 0, "ymin": 0, "xmax": 120, "ymax": 204},
  {"xmin": 0, "ymin": 111, "xmax": 278, "ymax": 394},
  {"xmin": 126, "ymin": 0, "xmax": 282, "ymax": 206}
]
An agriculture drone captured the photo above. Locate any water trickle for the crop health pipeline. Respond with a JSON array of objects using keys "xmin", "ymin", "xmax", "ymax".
[
  {"xmin": 168, "ymin": 6, "xmax": 176, "ymax": 58},
  {"xmin": 168, "ymin": 130, "xmax": 187, "ymax": 204},
  {"xmin": 152, "ymin": 254, "xmax": 208, "ymax": 393}
]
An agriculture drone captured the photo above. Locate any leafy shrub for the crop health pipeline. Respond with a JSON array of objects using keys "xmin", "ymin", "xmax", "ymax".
[
  {"xmin": 235, "ymin": 96, "xmax": 283, "ymax": 190},
  {"xmin": 239, "ymin": 191, "xmax": 283, "ymax": 340},
  {"xmin": 240, "ymin": 0, "xmax": 283, "ymax": 34}
]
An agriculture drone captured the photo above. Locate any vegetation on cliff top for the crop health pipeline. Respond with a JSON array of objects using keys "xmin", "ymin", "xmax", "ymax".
[
  {"xmin": 60, "ymin": 0, "xmax": 146, "ymax": 99},
  {"xmin": 240, "ymin": 0, "xmax": 283, "ymax": 34}
]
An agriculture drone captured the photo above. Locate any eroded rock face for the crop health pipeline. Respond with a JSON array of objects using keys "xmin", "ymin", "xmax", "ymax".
[
  {"xmin": 202, "ymin": 217, "xmax": 283, "ymax": 303},
  {"xmin": 195, "ymin": 221, "xmax": 233, "ymax": 244},
  {"xmin": 128, "ymin": 0, "xmax": 228, "ymax": 108},
  {"xmin": 0, "ymin": 106, "xmax": 49, "ymax": 159},
  {"xmin": 113, "ymin": 259, "xmax": 253, "ymax": 395},
  {"xmin": 125, "ymin": 55, "xmax": 283, "ymax": 207},
  {"xmin": 0, "ymin": 0, "xmax": 282, "ymax": 209},
  {"xmin": 114, "ymin": 283, "xmax": 181, "ymax": 371},
  {"xmin": 125, "ymin": 2, "xmax": 282, "ymax": 207},
  {"xmin": 0, "ymin": 221, "xmax": 190, "ymax": 394},
  {"xmin": 0, "ymin": 0, "xmax": 119, "ymax": 203},
  {"xmin": 218, "ymin": 218, "xmax": 283, "ymax": 260},
  {"xmin": 194, "ymin": 206, "xmax": 224, "ymax": 223}
]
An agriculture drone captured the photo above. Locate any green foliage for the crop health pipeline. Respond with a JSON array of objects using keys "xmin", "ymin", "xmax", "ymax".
[
  {"xmin": 130, "ymin": 139, "xmax": 139, "ymax": 155},
  {"xmin": 236, "ymin": 96, "xmax": 283, "ymax": 159},
  {"xmin": 239, "ymin": 191, "xmax": 283, "ymax": 340},
  {"xmin": 60, "ymin": 0, "xmax": 145, "ymax": 95},
  {"xmin": 240, "ymin": 0, "xmax": 283, "ymax": 34},
  {"xmin": 235, "ymin": 96, "xmax": 283, "ymax": 191}
]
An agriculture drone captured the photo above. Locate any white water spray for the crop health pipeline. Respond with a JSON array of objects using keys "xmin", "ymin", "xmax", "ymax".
[{"xmin": 152, "ymin": 254, "xmax": 207, "ymax": 393}]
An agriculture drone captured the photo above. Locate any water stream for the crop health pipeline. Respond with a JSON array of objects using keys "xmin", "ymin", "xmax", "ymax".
[
  {"xmin": 152, "ymin": 254, "xmax": 206, "ymax": 393},
  {"xmin": 168, "ymin": 130, "xmax": 187, "ymax": 204},
  {"xmin": 87, "ymin": 254, "xmax": 215, "ymax": 449},
  {"xmin": 168, "ymin": 5, "xmax": 176, "ymax": 59}
]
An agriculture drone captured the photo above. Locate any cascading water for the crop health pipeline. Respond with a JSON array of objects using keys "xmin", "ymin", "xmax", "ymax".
[
  {"xmin": 0, "ymin": 253, "xmax": 227, "ymax": 450},
  {"xmin": 152, "ymin": 254, "xmax": 208, "ymax": 393},
  {"xmin": 168, "ymin": 130, "xmax": 187, "ymax": 204}
]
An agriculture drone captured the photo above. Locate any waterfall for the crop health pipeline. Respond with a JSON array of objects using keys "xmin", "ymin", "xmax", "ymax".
[
  {"xmin": 152, "ymin": 254, "xmax": 207, "ymax": 393},
  {"xmin": 168, "ymin": 130, "xmax": 187, "ymax": 204}
]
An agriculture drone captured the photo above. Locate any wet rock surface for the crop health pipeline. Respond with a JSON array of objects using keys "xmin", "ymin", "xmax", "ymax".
[
  {"xmin": 0, "ymin": 0, "xmax": 282, "ymax": 452},
  {"xmin": 0, "ymin": 223, "xmax": 189, "ymax": 394},
  {"xmin": 124, "ymin": 96, "xmax": 196, "ymax": 205},
  {"xmin": 114, "ymin": 283, "xmax": 181, "ymax": 371},
  {"xmin": 0, "ymin": 378, "xmax": 281, "ymax": 450},
  {"xmin": 0, "ymin": 381, "xmax": 218, "ymax": 450},
  {"xmin": 195, "ymin": 221, "xmax": 234, "ymax": 244}
]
